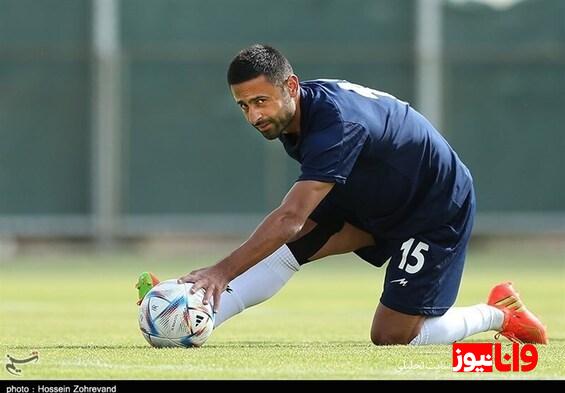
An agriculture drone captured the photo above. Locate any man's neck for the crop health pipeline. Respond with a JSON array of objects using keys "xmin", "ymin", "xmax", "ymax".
[{"xmin": 284, "ymin": 93, "xmax": 302, "ymax": 136}]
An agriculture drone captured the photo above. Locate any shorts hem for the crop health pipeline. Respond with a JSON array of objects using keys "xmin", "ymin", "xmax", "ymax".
[{"xmin": 380, "ymin": 298, "xmax": 451, "ymax": 317}]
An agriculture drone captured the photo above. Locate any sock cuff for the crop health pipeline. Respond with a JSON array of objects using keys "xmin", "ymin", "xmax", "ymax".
[{"xmin": 267, "ymin": 244, "xmax": 301, "ymax": 273}]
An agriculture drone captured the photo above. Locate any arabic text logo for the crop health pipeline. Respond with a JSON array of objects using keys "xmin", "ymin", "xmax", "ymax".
[
  {"xmin": 452, "ymin": 343, "xmax": 538, "ymax": 372},
  {"xmin": 5, "ymin": 352, "xmax": 39, "ymax": 376}
]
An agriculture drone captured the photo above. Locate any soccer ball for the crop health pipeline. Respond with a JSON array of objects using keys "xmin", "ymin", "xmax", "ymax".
[{"xmin": 138, "ymin": 279, "xmax": 215, "ymax": 347}]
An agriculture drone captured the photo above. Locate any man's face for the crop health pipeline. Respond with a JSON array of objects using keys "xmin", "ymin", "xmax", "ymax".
[{"xmin": 230, "ymin": 75, "xmax": 296, "ymax": 140}]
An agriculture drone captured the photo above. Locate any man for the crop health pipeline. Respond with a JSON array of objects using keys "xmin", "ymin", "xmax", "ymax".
[{"xmin": 176, "ymin": 44, "xmax": 547, "ymax": 345}]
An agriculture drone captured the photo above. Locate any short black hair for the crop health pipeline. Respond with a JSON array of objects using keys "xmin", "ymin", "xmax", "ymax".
[{"xmin": 227, "ymin": 44, "xmax": 293, "ymax": 86}]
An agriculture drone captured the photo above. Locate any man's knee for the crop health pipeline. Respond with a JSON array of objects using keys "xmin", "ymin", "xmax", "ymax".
[
  {"xmin": 370, "ymin": 304, "xmax": 425, "ymax": 345},
  {"xmin": 370, "ymin": 330, "xmax": 417, "ymax": 346}
]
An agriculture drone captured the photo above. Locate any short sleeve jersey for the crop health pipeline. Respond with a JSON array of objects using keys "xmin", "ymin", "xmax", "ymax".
[{"xmin": 279, "ymin": 79, "xmax": 473, "ymax": 238}]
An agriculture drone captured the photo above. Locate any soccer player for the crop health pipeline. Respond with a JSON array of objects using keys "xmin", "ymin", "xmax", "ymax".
[{"xmin": 177, "ymin": 44, "xmax": 547, "ymax": 345}]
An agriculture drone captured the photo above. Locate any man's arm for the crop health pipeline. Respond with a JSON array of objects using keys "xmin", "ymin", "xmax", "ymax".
[{"xmin": 178, "ymin": 180, "xmax": 334, "ymax": 310}]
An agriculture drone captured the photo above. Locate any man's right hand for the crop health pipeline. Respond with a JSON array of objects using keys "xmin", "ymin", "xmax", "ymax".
[{"xmin": 178, "ymin": 264, "xmax": 230, "ymax": 313}]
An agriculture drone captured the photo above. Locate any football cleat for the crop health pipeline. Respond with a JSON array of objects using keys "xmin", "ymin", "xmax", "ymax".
[
  {"xmin": 136, "ymin": 272, "xmax": 160, "ymax": 305},
  {"xmin": 487, "ymin": 282, "xmax": 548, "ymax": 344}
]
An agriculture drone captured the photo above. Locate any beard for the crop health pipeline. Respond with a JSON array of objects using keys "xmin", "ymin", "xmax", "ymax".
[
  {"xmin": 257, "ymin": 110, "xmax": 294, "ymax": 140},
  {"xmin": 256, "ymin": 93, "xmax": 295, "ymax": 140}
]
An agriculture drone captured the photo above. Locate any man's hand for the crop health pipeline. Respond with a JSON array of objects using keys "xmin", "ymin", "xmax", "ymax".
[{"xmin": 178, "ymin": 264, "xmax": 230, "ymax": 312}]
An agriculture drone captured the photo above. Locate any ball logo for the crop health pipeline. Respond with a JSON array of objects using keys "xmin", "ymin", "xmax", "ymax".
[{"xmin": 452, "ymin": 343, "xmax": 538, "ymax": 372}]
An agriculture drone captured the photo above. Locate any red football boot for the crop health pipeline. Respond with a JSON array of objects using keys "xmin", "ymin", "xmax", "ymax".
[{"xmin": 487, "ymin": 282, "xmax": 548, "ymax": 344}]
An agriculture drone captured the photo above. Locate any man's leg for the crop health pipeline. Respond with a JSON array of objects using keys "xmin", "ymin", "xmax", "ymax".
[
  {"xmin": 369, "ymin": 190, "xmax": 524, "ymax": 346},
  {"xmin": 369, "ymin": 229, "xmax": 505, "ymax": 346},
  {"xmin": 371, "ymin": 302, "xmax": 504, "ymax": 345},
  {"xmin": 214, "ymin": 219, "xmax": 375, "ymax": 327},
  {"xmin": 215, "ymin": 215, "xmax": 505, "ymax": 342},
  {"xmin": 213, "ymin": 243, "xmax": 300, "ymax": 327}
]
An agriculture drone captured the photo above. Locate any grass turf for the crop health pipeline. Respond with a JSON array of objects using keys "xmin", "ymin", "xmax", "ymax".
[{"xmin": 0, "ymin": 244, "xmax": 563, "ymax": 380}]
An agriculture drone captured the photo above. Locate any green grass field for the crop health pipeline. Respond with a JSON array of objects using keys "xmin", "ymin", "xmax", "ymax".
[{"xmin": 1, "ymin": 242, "xmax": 563, "ymax": 380}]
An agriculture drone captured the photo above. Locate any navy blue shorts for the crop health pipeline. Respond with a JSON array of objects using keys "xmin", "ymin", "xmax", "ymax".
[{"xmin": 309, "ymin": 189, "xmax": 476, "ymax": 317}]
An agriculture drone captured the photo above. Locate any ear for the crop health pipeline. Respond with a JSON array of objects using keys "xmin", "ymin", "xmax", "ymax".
[{"xmin": 286, "ymin": 74, "xmax": 299, "ymax": 98}]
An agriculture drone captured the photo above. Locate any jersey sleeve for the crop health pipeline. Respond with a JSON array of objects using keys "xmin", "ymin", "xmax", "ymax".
[{"xmin": 298, "ymin": 122, "xmax": 368, "ymax": 184}]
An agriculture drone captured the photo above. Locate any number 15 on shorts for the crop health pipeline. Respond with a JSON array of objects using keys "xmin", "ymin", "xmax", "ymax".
[{"xmin": 398, "ymin": 238, "xmax": 429, "ymax": 274}]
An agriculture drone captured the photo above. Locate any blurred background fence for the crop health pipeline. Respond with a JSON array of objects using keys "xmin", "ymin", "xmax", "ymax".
[{"xmin": 0, "ymin": 0, "xmax": 564, "ymax": 244}]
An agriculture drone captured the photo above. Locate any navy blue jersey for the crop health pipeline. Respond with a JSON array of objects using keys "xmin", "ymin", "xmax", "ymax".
[{"xmin": 279, "ymin": 79, "xmax": 473, "ymax": 239}]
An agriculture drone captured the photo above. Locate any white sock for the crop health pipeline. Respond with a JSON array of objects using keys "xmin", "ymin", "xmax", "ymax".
[
  {"xmin": 214, "ymin": 244, "xmax": 300, "ymax": 327},
  {"xmin": 409, "ymin": 304, "xmax": 504, "ymax": 345}
]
